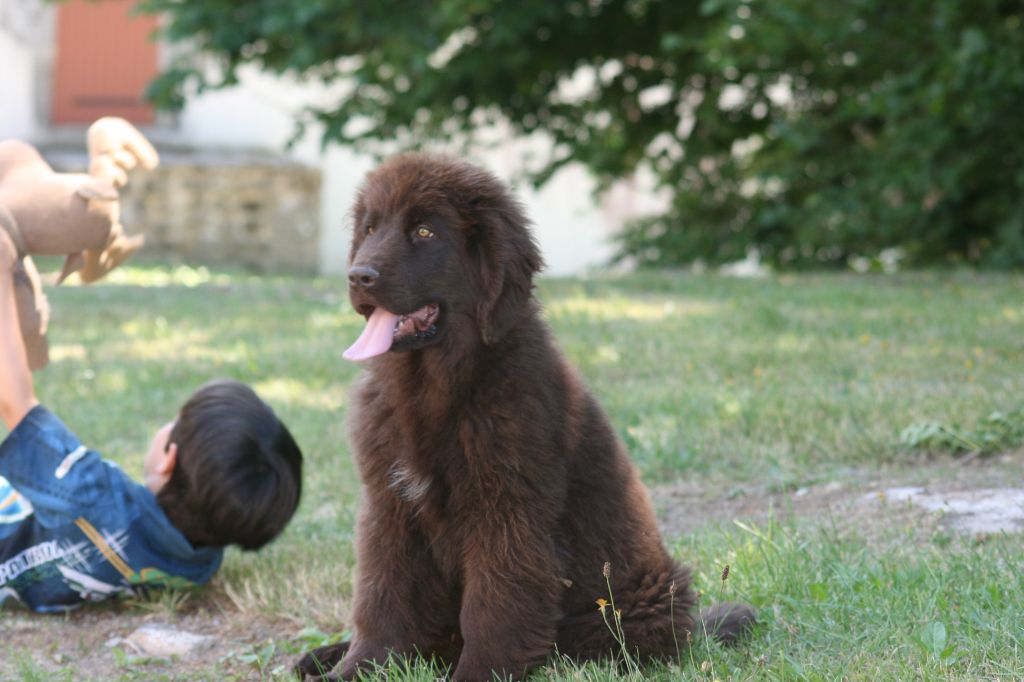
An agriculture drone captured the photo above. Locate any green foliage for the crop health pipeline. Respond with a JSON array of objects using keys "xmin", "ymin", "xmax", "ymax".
[
  {"xmin": 901, "ymin": 407, "xmax": 1024, "ymax": 457},
  {"xmin": 233, "ymin": 641, "xmax": 278, "ymax": 678},
  {"xmin": 139, "ymin": 0, "xmax": 1024, "ymax": 268},
  {"xmin": 916, "ymin": 621, "xmax": 957, "ymax": 664}
]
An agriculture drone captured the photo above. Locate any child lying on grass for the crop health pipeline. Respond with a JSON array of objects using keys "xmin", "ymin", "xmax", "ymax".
[{"xmin": 0, "ymin": 232, "xmax": 303, "ymax": 612}]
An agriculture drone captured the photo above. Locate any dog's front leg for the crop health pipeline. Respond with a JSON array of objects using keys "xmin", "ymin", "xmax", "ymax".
[
  {"xmin": 451, "ymin": 517, "xmax": 564, "ymax": 682},
  {"xmin": 336, "ymin": 492, "xmax": 458, "ymax": 679}
]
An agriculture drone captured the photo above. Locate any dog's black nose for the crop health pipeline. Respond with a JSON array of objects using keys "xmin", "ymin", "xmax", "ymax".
[{"xmin": 348, "ymin": 265, "xmax": 380, "ymax": 290}]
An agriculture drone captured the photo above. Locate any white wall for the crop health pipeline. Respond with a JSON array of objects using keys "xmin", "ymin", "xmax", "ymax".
[
  {"xmin": 0, "ymin": 0, "xmax": 54, "ymax": 141},
  {"xmin": 0, "ymin": 26, "xmax": 40, "ymax": 140}
]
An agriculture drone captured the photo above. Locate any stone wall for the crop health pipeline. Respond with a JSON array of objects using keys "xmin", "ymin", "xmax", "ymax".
[{"xmin": 48, "ymin": 147, "xmax": 322, "ymax": 273}]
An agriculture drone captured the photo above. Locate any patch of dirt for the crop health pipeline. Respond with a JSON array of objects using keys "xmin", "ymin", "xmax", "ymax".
[
  {"xmin": 652, "ymin": 450, "xmax": 1024, "ymax": 546},
  {"xmin": 0, "ymin": 604, "xmax": 305, "ymax": 681}
]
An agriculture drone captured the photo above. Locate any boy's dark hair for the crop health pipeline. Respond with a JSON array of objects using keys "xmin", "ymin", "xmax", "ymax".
[{"xmin": 156, "ymin": 379, "xmax": 303, "ymax": 550}]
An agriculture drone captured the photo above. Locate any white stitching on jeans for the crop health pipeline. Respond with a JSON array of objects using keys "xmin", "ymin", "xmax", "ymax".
[{"xmin": 54, "ymin": 446, "xmax": 88, "ymax": 480}]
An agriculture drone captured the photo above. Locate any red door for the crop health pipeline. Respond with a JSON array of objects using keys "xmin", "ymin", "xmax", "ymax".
[{"xmin": 51, "ymin": 0, "xmax": 159, "ymax": 124}]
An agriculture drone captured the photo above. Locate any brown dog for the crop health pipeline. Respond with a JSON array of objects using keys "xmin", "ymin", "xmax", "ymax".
[{"xmin": 298, "ymin": 154, "xmax": 753, "ymax": 681}]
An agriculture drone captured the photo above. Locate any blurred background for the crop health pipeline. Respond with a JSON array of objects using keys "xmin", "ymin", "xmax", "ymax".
[{"xmin": 1, "ymin": 0, "xmax": 1022, "ymax": 276}]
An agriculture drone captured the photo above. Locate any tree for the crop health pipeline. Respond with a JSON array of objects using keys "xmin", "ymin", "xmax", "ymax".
[{"xmin": 140, "ymin": 0, "xmax": 1024, "ymax": 268}]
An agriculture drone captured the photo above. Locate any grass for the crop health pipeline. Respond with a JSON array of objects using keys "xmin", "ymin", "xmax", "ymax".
[{"xmin": 3, "ymin": 264, "xmax": 1023, "ymax": 680}]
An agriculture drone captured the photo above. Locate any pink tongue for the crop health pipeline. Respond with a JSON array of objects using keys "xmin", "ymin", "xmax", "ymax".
[{"xmin": 343, "ymin": 308, "xmax": 400, "ymax": 361}]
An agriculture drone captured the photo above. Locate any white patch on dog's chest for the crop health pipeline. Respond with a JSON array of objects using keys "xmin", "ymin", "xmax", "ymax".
[{"xmin": 387, "ymin": 463, "xmax": 432, "ymax": 504}]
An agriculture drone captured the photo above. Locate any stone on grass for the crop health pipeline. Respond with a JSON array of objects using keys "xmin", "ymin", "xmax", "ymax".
[{"xmin": 113, "ymin": 623, "xmax": 214, "ymax": 658}]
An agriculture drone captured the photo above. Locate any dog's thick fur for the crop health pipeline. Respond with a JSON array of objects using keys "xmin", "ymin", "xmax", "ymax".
[{"xmin": 300, "ymin": 155, "xmax": 752, "ymax": 681}]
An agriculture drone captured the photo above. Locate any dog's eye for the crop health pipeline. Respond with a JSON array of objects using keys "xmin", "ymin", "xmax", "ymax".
[{"xmin": 415, "ymin": 226, "xmax": 435, "ymax": 239}]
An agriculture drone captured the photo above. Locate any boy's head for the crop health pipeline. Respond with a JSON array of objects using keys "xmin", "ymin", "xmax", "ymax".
[{"xmin": 143, "ymin": 380, "xmax": 303, "ymax": 550}]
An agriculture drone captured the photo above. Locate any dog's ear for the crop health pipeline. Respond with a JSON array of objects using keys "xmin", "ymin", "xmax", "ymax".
[{"xmin": 474, "ymin": 200, "xmax": 543, "ymax": 346}]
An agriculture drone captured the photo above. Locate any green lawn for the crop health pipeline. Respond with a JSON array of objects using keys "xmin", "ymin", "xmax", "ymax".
[{"xmin": 5, "ymin": 265, "xmax": 1023, "ymax": 680}]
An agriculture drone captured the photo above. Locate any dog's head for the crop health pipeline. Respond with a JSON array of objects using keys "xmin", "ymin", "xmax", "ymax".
[{"xmin": 343, "ymin": 154, "xmax": 543, "ymax": 361}]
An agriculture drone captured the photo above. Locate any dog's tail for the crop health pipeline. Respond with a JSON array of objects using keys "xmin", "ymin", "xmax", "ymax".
[{"xmin": 700, "ymin": 602, "xmax": 757, "ymax": 644}]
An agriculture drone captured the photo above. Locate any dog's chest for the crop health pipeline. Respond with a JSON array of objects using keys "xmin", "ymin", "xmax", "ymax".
[
  {"xmin": 385, "ymin": 461, "xmax": 434, "ymax": 506},
  {"xmin": 357, "ymin": 387, "xmax": 485, "ymax": 572},
  {"xmin": 390, "ymin": 429, "xmax": 481, "ymax": 563}
]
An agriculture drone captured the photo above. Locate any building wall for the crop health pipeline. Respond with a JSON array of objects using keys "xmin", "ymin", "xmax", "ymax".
[{"xmin": 116, "ymin": 151, "xmax": 322, "ymax": 273}]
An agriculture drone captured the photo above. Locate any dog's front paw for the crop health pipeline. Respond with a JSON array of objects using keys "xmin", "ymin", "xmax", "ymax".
[{"xmin": 293, "ymin": 641, "xmax": 350, "ymax": 680}]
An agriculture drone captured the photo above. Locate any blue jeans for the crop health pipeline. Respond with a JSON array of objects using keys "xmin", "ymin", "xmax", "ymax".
[{"xmin": 0, "ymin": 476, "xmax": 33, "ymax": 527}]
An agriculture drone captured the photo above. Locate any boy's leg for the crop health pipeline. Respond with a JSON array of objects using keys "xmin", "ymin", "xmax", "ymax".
[
  {"xmin": 1, "ymin": 206, "xmax": 49, "ymax": 369},
  {"xmin": 13, "ymin": 256, "xmax": 49, "ymax": 370},
  {"xmin": 0, "ymin": 224, "xmax": 39, "ymax": 430}
]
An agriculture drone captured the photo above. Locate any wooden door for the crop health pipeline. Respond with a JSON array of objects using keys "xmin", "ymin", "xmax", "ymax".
[{"xmin": 51, "ymin": 0, "xmax": 159, "ymax": 124}]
